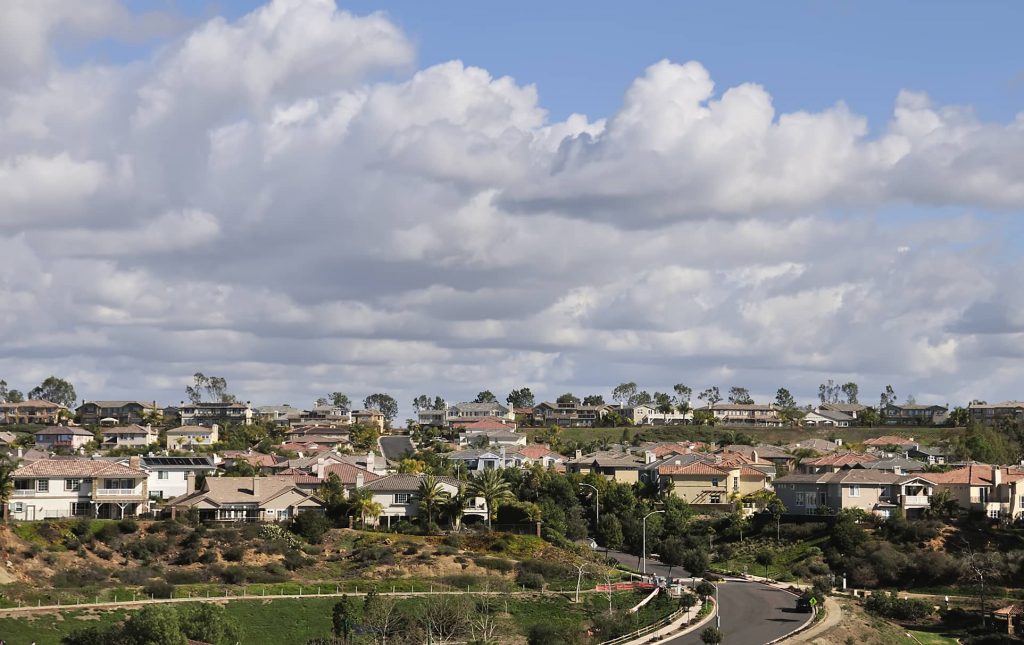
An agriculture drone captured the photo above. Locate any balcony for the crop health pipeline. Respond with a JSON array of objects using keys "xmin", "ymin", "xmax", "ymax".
[
  {"xmin": 94, "ymin": 489, "xmax": 145, "ymax": 499},
  {"xmin": 901, "ymin": 495, "xmax": 931, "ymax": 507},
  {"xmin": 13, "ymin": 490, "xmax": 36, "ymax": 498}
]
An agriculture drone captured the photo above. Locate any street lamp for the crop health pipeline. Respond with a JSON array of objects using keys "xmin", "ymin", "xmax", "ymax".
[
  {"xmin": 642, "ymin": 510, "xmax": 665, "ymax": 576},
  {"xmin": 580, "ymin": 483, "xmax": 600, "ymax": 526},
  {"xmin": 715, "ymin": 579, "xmax": 721, "ymax": 629}
]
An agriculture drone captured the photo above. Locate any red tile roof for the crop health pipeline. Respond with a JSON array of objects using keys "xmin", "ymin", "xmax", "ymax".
[
  {"xmin": 863, "ymin": 435, "xmax": 917, "ymax": 446},
  {"xmin": 15, "ymin": 457, "xmax": 144, "ymax": 478},
  {"xmin": 517, "ymin": 445, "xmax": 560, "ymax": 460},
  {"xmin": 454, "ymin": 417, "xmax": 516, "ymax": 431},
  {"xmin": 321, "ymin": 462, "xmax": 381, "ymax": 486}
]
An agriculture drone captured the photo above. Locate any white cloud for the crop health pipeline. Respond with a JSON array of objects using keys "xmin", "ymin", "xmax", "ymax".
[{"xmin": 2, "ymin": 1, "xmax": 1024, "ymax": 413}]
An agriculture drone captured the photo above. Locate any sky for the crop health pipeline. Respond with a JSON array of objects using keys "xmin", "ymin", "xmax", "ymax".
[{"xmin": 2, "ymin": 0, "xmax": 1024, "ymax": 417}]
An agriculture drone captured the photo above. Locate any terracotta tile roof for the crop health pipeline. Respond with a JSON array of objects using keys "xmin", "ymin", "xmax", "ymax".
[
  {"xmin": 927, "ymin": 464, "xmax": 1024, "ymax": 485},
  {"xmin": 659, "ymin": 462, "xmax": 730, "ymax": 476},
  {"xmin": 15, "ymin": 457, "xmax": 145, "ymax": 478},
  {"xmin": 34, "ymin": 425, "xmax": 93, "ymax": 437},
  {"xmin": 517, "ymin": 445, "xmax": 561, "ymax": 460},
  {"xmin": 362, "ymin": 473, "xmax": 460, "ymax": 492},
  {"xmin": 647, "ymin": 442, "xmax": 705, "ymax": 457},
  {"xmin": 993, "ymin": 603, "xmax": 1024, "ymax": 617},
  {"xmin": 453, "ymin": 417, "xmax": 516, "ymax": 431},
  {"xmin": 803, "ymin": 452, "xmax": 876, "ymax": 467},
  {"xmin": 1, "ymin": 399, "xmax": 65, "ymax": 409},
  {"xmin": 276, "ymin": 442, "xmax": 334, "ymax": 454},
  {"xmin": 321, "ymin": 462, "xmax": 381, "ymax": 486},
  {"xmin": 222, "ymin": 451, "xmax": 281, "ymax": 468}
]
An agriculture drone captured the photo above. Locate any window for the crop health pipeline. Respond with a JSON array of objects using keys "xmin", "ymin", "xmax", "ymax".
[
  {"xmin": 65, "ymin": 479, "xmax": 82, "ymax": 492},
  {"xmin": 71, "ymin": 502, "xmax": 90, "ymax": 516},
  {"xmin": 36, "ymin": 479, "xmax": 49, "ymax": 493},
  {"xmin": 14, "ymin": 479, "xmax": 30, "ymax": 491},
  {"xmin": 158, "ymin": 471, "xmax": 168, "ymax": 480},
  {"xmin": 795, "ymin": 492, "xmax": 805, "ymax": 506},
  {"xmin": 849, "ymin": 484, "xmax": 860, "ymax": 497},
  {"xmin": 733, "ymin": 477, "xmax": 739, "ymax": 491},
  {"xmin": 394, "ymin": 493, "xmax": 411, "ymax": 504},
  {"xmin": 988, "ymin": 509, "xmax": 1001, "ymax": 519},
  {"xmin": 711, "ymin": 478, "xmax": 719, "ymax": 487},
  {"xmin": 709, "ymin": 493, "xmax": 722, "ymax": 504},
  {"xmin": 12, "ymin": 502, "xmax": 23, "ymax": 513}
]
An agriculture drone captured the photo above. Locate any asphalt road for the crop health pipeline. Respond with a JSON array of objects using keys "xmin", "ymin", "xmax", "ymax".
[
  {"xmin": 378, "ymin": 435, "xmax": 415, "ymax": 462},
  {"xmin": 604, "ymin": 550, "xmax": 807, "ymax": 645}
]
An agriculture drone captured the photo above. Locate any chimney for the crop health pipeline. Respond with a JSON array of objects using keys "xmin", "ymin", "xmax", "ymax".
[
  {"xmin": 575, "ymin": 449, "xmax": 582, "ymax": 460},
  {"xmin": 645, "ymin": 451, "xmax": 655, "ymax": 464},
  {"xmin": 185, "ymin": 471, "xmax": 196, "ymax": 494},
  {"xmin": 17, "ymin": 447, "xmax": 23, "ymax": 459},
  {"xmin": 993, "ymin": 465, "xmax": 1002, "ymax": 489},
  {"xmin": 752, "ymin": 450, "xmax": 759, "ymax": 463},
  {"xmin": 366, "ymin": 452, "xmax": 375, "ymax": 472},
  {"xmin": 252, "ymin": 477, "xmax": 261, "ymax": 498},
  {"xmin": 355, "ymin": 472, "xmax": 365, "ymax": 489},
  {"xmin": 129, "ymin": 455, "xmax": 141, "ymax": 470}
]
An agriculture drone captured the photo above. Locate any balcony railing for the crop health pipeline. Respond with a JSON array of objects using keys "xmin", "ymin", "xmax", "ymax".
[
  {"xmin": 901, "ymin": 495, "xmax": 931, "ymax": 506},
  {"xmin": 13, "ymin": 490, "xmax": 35, "ymax": 497},
  {"xmin": 94, "ymin": 489, "xmax": 143, "ymax": 497}
]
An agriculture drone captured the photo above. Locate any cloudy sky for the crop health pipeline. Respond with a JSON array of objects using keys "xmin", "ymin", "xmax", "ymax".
[{"xmin": 2, "ymin": 0, "xmax": 1024, "ymax": 416}]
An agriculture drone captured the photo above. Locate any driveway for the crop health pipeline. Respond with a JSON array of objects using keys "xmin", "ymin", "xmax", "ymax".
[
  {"xmin": 378, "ymin": 435, "xmax": 415, "ymax": 462},
  {"xmin": 604, "ymin": 549, "xmax": 806, "ymax": 645}
]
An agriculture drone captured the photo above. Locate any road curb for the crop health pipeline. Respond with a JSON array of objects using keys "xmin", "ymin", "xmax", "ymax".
[{"xmin": 618, "ymin": 599, "xmax": 717, "ymax": 645}]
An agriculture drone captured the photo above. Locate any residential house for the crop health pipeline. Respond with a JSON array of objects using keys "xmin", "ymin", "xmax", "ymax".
[
  {"xmin": 417, "ymin": 406, "xmax": 448, "ymax": 428},
  {"xmin": 534, "ymin": 401, "xmax": 610, "ymax": 428},
  {"xmin": 178, "ymin": 402, "xmax": 253, "ymax": 427},
  {"xmin": 784, "ymin": 438, "xmax": 843, "ymax": 454},
  {"xmin": 799, "ymin": 452, "xmax": 877, "ymax": 474},
  {"xmin": 565, "ymin": 449, "xmax": 646, "ymax": 483},
  {"xmin": 454, "ymin": 417, "xmax": 518, "ymax": 433},
  {"xmin": 297, "ymin": 404, "xmax": 352, "ymax": 427},
  {"xmin": 447, "ymin": 402, "xmax": 516, "ymax": 425},
  {"xmin": 167, "ymin": 475, "xmax": 324, "ymax": 522},
  {"xmin": 320, "ymin": 462, "xmax": 381, "ymax": 490},
  {"xmin": 774, "ymin": 469, "xmax": 936, "ymax": 519},
  {"xmin": 616, "ymin": 404, "xmax": 658, "ymax": 425},
  {"xmin": 140, "ymin": 456, "xmax": 217, "ymax": 500},
  {"xmin": 0, "ymin": 400, "xmax": 68, "ymax": 426},
  {"xmin": 927, "ymin": 464, "xmax": 1024, "ymax": 520},
  {"xmin": 802, "ymin": 409, "xmax": 854, "ymax": 428},
  {"xmin": 967, "ymin": 401, "xmax": 1024, "ymax": 427},
  {"xmin": 0, "ymin": 431, "xmax": 20, "ymax": 450},
  {"xmin": 512, "ymin": 407, "xmax": 536, "ymax": 426},
  {"xmin": 881, "ymin": 403, "xmax": 948, "ymax": 426},
  {"xmin": 9, "ymin": 457, "xmax": 149, "ymax": 520},
  {"xmin": 515, "ymin": 445, "xmax": 565, "ymax": 470},
  {"xmin": 165, "ymin": 424, "xmax": 219, "ymax": 449},
  {"xmin": 717, "ymin": 445, "xmax": 796, "ymax": 473},
  {"xmin": 707, "ymin": 403, "xmax": 785, "ymax": 427},
  {"xmin": 33, "ymin": 426, "xmax": 94, "ymax": 450},
  {"xmin": 99, "ymin": 424, "xmax": 159, "ymax": 449},
  {"xmin": 351, "ymin": 409, "xmax": 385, "ymax": 431},
  {"xmin": 360, "ymin": 474, "xmax": 486, "ymax": 527},
  {"xmin": 907, "ymin": 445, "xmax": 948, "ymax": 465},
  {"xmin": 76, "ymin": 401, "xmax": 160, "ymax": 427},
  {"xmin": 285, "ymin": 426, "xmax": 351, "ymax": 442},
  {"xmin": 858, "ymin": 457, "xmax": 927, "ymax": 475},
  {"xmin": 446, "ymin": 448, "xmax": 522, "ymax": 474},
  {"xmin": 256, "ymin": 404, "xmax": 303, "ymax": 427},
  {"xmin": 863, "ymin": 436, "xmax": 919, "ymax": 455},
  {"xmin": 818, "ymin": 403, "xmax": 867, "ymax": 420},
  {"xmin": 220, "ymin": 451, "xmax": 281, "ymax": 474},
  {"xmin": 657, "ymin": 460, "xmax": 772, "ymax": 512}
]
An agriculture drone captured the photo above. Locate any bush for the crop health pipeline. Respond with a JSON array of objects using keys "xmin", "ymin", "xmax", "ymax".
[
  {"xmin": 518, "ymin": 559, "xmax": 572, "ymax": 580},
  {"xmin": 290, "ymin": 512, "xmax": 331, "ymax": 544},
  {"xmin": 475, "ymin": 557, "xmax": 514, "ymax": 573},
  {"xmin": 864, "ymin": 591, "xmax": 932, "ymax": 621},
  {"xmin": 71, "ymin": 518, "xmax": 94, "ymax": 540},
  {"xmin": 52, "ymin": 567, "xmax": 110, "ymax": 588},
  {"xmin": 116, "ymin": 567, "xmax": 159, "ymax": 585},
  {"xmin": 95, "ymin": 522, "xmax": 121, "ymax": 544},
  {"xmin": 443, "ymin": 574, "xmax": 483, "ymax": 589},
  {"xmin": 516, "ymin": 571, "xmax": 546, "ymax": 590},
  {"xmin": 283, "ymin": 550, "xmax": 313, "ymax": 571},
  {"xmin": 166, "ymin": 569, "xmax": 209, "ymax": 584},
  {"xmin": 221, "ymin": 545, "xmax": 246, "ymax": 562},
  {"xmin": 198, "ymin": 549, "xmax": 218, "ymax": 564},
  {"xmin": 441, "ymin": 534, "xmax": 464, "ymax": 549},
  {"xmin": 219, "ymin": 565, "xmax": 248, "ymax": 584},
  {"xmin": 118, "ymin": 518, "xmax": 139, "ymax": 534},
  {"xmin": 142, "ymin": 579, "xmax": 176, "ymax": 599},
  {"xmin": 435, "ymin": 545, "xmax": 458, "ymax": 556}
]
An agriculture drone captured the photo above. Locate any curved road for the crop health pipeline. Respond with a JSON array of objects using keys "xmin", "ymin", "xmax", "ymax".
[
  {"xmin": 379, "ymin": 435, "xmax": 415, "ymax": 462},
  {"xmin": 604, "ymin": 550, "xmax": 807, "ymax": 645}
]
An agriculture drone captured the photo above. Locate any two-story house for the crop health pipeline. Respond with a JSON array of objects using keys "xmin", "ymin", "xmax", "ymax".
[
  {"xmin": 256, "ymin": 404, "xmax": 303, "ymax": 427},
  {"xmin": 167, "ymin": 475, "xmax": 324, "ymax": 522},
  {"xmin": 773, "ymin": 469, "xmax": 937, "ymax": 518},
  {"xmin": 447, "ymin": 402, "xmax": 516, "ymax": 425},
  {"xmin": 33, "ymin": 426, "xmax": 94, "ymax": 450},
  {"xmin": 0, "ymin": 400, "xmax": 68, "ymax": 425},
  {"xmin": 351, "ymin": 409, "xmax": 385, "ymax": 431},
  {"xmin": 967, "ymin": 401, "xmax": 1024, "ymax": 427},
  {"xmin": 881, "ymin": 403, "xmax": 948, "ymax": 426},
  {"xmin": 657, "ymin": 461, "xmax": 771, "ymax": 512},
  {"xmin": 139, "ymin": 456, "xmax": 218, "ymax": 500},
  {"xmin": 708, "ymin": 403, "xmax": 785, "ymax": 427},
  {"xmin": 927, "ymin": 464, "xmax": 1024, "ymax": 520},
  {"xmin": 359, "ymin": 474, "xmax": 487, "ymax": 527},
  {"xmin": 565, "ymin": 449, "xmax": 646, "ymax": 483},
  {"xmin": 165, "ymin": 424, "xmax": 219, "ymax": 449},
  {"xmin": 445, "ymin": 448, "xmax": 523, "ymax": 474},
  {"xmin": 76, "ymin": 401, "xmax": 160, "ymax": 427},
  {"xmin": 533, "ymin": 401, "xmax": 612, "ymax": 428},
  {"xmin": 802, "ymin": 408, "xmax": 854, "ymax": 428},
  {"xmin": 818, "ymin": 402, "xmax": 867, "ymax": 420},
  {"xmin": 9, "ymin": 457, "xmax": 149, "ymax": 520},
  {"xmin": 99, "ymin": 424, "xmax": 159, "ymax": 449},
  {"xmin": 178, "ymin": 402, "xmax": 253, "ymax": 427}
]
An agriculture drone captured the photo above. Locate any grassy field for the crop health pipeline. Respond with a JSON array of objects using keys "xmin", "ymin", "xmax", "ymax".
[
  {"xmin": 0, "ymin": 590, "xmax": 673, "ymax": 645},
  {"xmin": 906, "ymin": 630, "xmax": 958, "ymax": 645}
]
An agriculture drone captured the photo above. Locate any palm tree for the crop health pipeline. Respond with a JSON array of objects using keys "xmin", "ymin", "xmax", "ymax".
[
  {"xmin": 441, "ymin": 484, "xmax": 467, "ymax": 530},
  {"xmin": 348, "ymin": 488, "xmax": 383, "ymax": 528},
  {"xmin": 416, "ymin": 475, "xmax": 448, "ymax": 529},
  {"xmin": 0, "ymin": 455, "xmax": 16, "ymax": 522},
  {"xmin": 468, "ymin": 469, "xmax": 514, "ymax": 529}
]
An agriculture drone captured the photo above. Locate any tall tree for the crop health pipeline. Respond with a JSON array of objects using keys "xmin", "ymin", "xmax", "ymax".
[
  {"xmin": 28, "ymin": 376, "xmax": 76, "ymax": 407},
  {"xmin": 412, "ymin": 395, "xmax": 432, "ymax": 411},
  {"xmin": 0, "ymin": 455, "xmax": 16, "ymax": 519},
  {"xmin": 556, "ymin": 392, "xmax": 580, "ymax": 405},
  {"xmin": 631, "ymin": 390, "xmax": 653, "ymax": 406},
  {"xmin": 611, "ymin": 382, "xmax": 638, "ymax": 405},
  {"xmin": 5, "ymin": 389, "xmax": 23, "ymax": 404},
  {"xmin": 673, "ymin": 384, "xmax": 692, "ymax": 411},
  {"xmin": 582, "ymin": 394, "xmax": 605, "ymax": 406},
  {"xmin": 416, "ymin": 475, "xmax": 448, "ymax": 528},
  {"xmin": 120, "ymin": 605, "xmax": 186, "ymax": 645},
  {"xmin": 506, "ymin": 388, "xmax": 535, "ymax": 408},
  {"xmin": 775, "ymin": 387, "xmax": 796, "ymax": 411},
  {"xmin": 653, "ymin": 392, "xmax": 675, "ymax": 414},
  {"xmin": 474, "ymin": 390, "xmax": 497, "ymax": 404},
  {"xmin": 330, "ymin": 392, "xmax": 351, "ymax": 408},
  {"xmin": 818, "ymin": 379, "xmax": 842, "ymax": 405},
  {"xmin": 728, "ymin": 386, "xmax": 753, "ymax": 405},
  {"xmin": 178, "ymin": 603, "xmax": 241, "ymax": 645},
  {"xmin": 363, "ymin": 393, "xmax": 398, "ymax": 424},
  {"xmin": 432, "ymin": 396, "xmax": 446, "ymax": 410},
  {"xmin": 363, "ymin": 589, "xmax": 402, "ymax": 645},
  {"xmin": 879, "ymin": 385, "xmax": 897, "ymax": 409},
  {"xmin": 0, "ymin": 380, "xmax": 7, "ymax": 403},
  {"xmin": 697, "ymin": 387, "xmax": 721, "ymax": 407},
  {"xmin": 468, "ymin": 469, "xmax": 514, "ymax": 528},
  {"xmin": 841, "ymin": 382, "xmax": 859, "ymax": 404},
  {"xmin": 185, "ymin": 373, "xmax": 235, "ymax": 404},
  {"xmin": 333, "ymin": 595, "xmax": 358, "ymax": 642}
]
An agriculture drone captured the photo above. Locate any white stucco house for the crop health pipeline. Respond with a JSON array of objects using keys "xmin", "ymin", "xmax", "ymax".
[{"xmin": 9, "ymin": 457, "xmax": 149, "ymax": 520}]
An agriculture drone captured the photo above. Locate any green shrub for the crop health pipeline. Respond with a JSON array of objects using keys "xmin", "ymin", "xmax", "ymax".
[
  {"xmin": 283, "ymin": 550, "xmax": 312, "ymax": 571},
  {"xmin": 441, "ymin": 534, "xmax": 464, "ymax": 549},
  {"xmin": 95, "ymin": 522, "xmax": 121, "ymax": 544},
  {"xmin": 290, "ymin": 512, "xmax": 331, "ymax": 544},
  {"xmin": 864, "ymin": 591, "xmax": 932, "ymax": 621},
  {"xmin": 117, "ymin": 518, "xmax": 139, "ymax": 534},
  {"xmin": 516, "ymin": 571, "xmax": 546, "ymax": 590},
  {"xmin": 166, "ymin": 569, "xmax": 209, "ymax": 584},
  {"xmin": 221, "ymin": 545, "xmax": 246, "ymax": 562},
  {"xmin": 475, "ymin": 557, "xmax": 514, "ymax": 573},
  {"xmin": 142, "ymin": 579, "xmax": 175, "ymax": 599}
]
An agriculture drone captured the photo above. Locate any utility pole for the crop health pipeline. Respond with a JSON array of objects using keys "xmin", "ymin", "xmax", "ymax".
[{"xmin": 580, "ymin": 483, "xmax": 600, "ymax": 526}]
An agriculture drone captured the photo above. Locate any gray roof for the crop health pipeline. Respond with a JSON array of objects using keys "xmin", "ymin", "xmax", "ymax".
[
  {"xmin": 452, "ymin": 401, "xmax": 508, "ymax": 413},
  {"xmin": 860, "ymin": 458, "xmax": 926, "ymax": 472},
  {"xmin": 777, "ymin": 468, "xmax": 903, "ymax": 485},
  {"xmin": 811, "ymin": 409, "xmax": 854, "ymax": 422},
  {"xmin": 446, "ymin": 449, "xmax": 505, "ymax": 460},
  {"xmin": 908, "ymin": 445, "xmax": 948, "ymax": 456},
  {"xmin": 362, "ymin": 474, "xmax": 461, "ymax": 492},
  {"xmin": 34, "ymin": 425, "xmax": 93, "ymax": 437},
  {"xmin": 819, "ymin": 403, "xmax": 867, "ymax": 413},
  {"xmin": 77, "ymin": 400, "xmax": 158, "ymax": 409}
]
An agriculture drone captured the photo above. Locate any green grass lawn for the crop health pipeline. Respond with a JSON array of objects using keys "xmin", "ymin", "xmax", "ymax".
[{"xmin": 906, "ymin": 630, "xmax": 959, "ymax": 645}]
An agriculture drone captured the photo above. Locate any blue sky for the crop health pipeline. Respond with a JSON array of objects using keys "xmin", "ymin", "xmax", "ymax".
[{"xmin": 6, "ymin": 0, "xmax": 1024, "ymax": 410}]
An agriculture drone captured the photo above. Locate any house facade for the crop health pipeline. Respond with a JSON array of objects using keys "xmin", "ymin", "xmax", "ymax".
[
  {"xmin": 967, "ymin": 401, "xmax": 1024, "ymax": 427},
  {"xmin": 178, "ymin": 402, "xmax": 253, "ymax": 427},
  {"xmin": 76, "ymin": 401, "xmax": 160, "ymax": 426},
  {"xmin": 351, "ymin": 409, "xmax": 385, "ymax": 431},
  {"xmin": 99, "ymin": 424, "xmax": 159, "ymax": 448},
  {"xmin": 928, "ymin": 464, "xmax": 1024, "ymax": 520},
  {"xmin": 166, "ymin": 424, "xmax": 219, "ymax": 449},
  {"xmin": 0, "ymin": 400, "xmax": 68, "ymax": 425},
  {"xmin": 360, "ymin": 474, "xmax": 486, "ymax": 527},
  {"xmin": 140, "ymin": 456, "xmax": 218, "ymax": 500},
  {"xmin": 657, "ymin": 461, "xmax": 771, "ymax": 511},
  {"xmin": 10, "ymin": 457, "xmax": 149, "ymax": 520},
  {"xmin": 167, "ymin": 476, "xmax": 324, "ymax": 522},
  {"xmin": 803, "ymin": 409, "xmax": 853, "ymax": 428},
  {"xmin": 774, "ymin": 469, "xmax": 936, "ymax": 518},
  {"xmin": 447, "ymin": 402, "xmax": 516, "ymax": 424},
  {"xmin": 881, "ymin": 403, "xmax": 948, "ymax": 426},
  {"xmin": 708, "ymin": 403, "xmax": 785, "ymax": 427},
  {"xmin": 33, "ymin": 426, "xmax": 94, "ymax": 450},
  {"xmin": 565, "ymin": 450, "xmax": 645, "ymax": 483},
  {"xmin": 533, "ymin": 401, "xmax": 611, "ymax": 427}
]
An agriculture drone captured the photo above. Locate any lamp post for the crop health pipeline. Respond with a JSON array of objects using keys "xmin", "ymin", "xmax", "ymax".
[
  {"xmin": 715, "ymin": 579, "xmax": 721, "ymax": 629},
  {"xmin": 580, "ymin": 483, "xmax": 600, "ymax": 526},
  {"xmin": 642, "ymin": 510, "xmax": 665, "ymax": 576}
]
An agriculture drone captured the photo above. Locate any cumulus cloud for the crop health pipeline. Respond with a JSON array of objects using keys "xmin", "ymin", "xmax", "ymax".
[{"xmin": 1, "ymin": 0, "xmax": 1023, "ymax": 412}]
